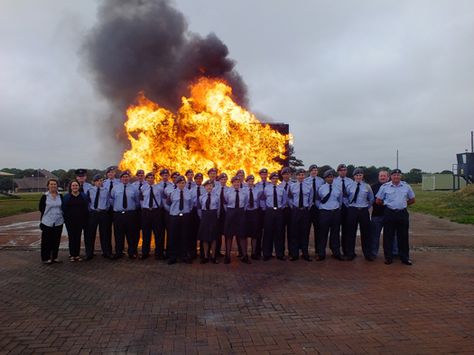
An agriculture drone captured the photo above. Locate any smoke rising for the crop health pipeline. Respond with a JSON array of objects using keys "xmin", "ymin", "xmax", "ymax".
[{"xmin": 83, "ymin": 0, "xmax": 248, "ymax": 112}]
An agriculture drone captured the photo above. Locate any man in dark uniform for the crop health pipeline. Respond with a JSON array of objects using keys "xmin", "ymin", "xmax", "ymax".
[
  {"xmin": 376, "ymin": 169, "xmax": 416, "ymax": 265},
  {"xmin": 75, "ymin": 169, "xmax": 92, "ymax": 194}
]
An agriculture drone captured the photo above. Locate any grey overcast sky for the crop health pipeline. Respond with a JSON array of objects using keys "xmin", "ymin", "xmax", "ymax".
[{"xmin": 1, "ymin": 0, "xmax": 473, "ymax": 172}]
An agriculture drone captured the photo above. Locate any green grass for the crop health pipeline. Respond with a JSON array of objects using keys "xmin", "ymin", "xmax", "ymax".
[
  {"xmin": 410, "ymin": 184, "xmax": 474, "ymax": 224},
  {"xmin": 0, "ymin": 193, "xmax": 42, "ymax": 218}
]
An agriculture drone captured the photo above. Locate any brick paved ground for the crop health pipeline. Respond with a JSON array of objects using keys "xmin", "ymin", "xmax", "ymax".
[{"xmin": 0, "ymin": 213, "xmax": 473, "ymax": 354}]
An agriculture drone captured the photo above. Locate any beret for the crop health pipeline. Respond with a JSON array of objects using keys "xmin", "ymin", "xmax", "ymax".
[
  {"xmin": 281, "ymin": 167, "xmax": 291, "ymax": 174},
  {"xmin": 75, "ymin": 168, "xmax": 87, "ymax": 176},
  {"xmin": 120, "ymin": 170, "xmax": 130, "ymax": 178},
  {"xmin": 269, "ymin": 172, "xmax": 279, "ymax": 179},
  {"xmin": 92, "ymin": 174, "xmax": 103, "ymax": 182},
  {"xmin": 308, "ymin": 164, "xmax": 318, "ymax": 171},
  {"xmin": 170, "ymin": 171, "xmax": 180, "ymax": 178},
  {"xmin": 245, "ymin": 175, "xmax": 255, "ymax": 182},
  {"xmin": 145, "ymin": 172, "xmax": 155, "ymax": 179},
  {"xmin": 175, "ymin": 176, "xmax": 185, "ymax": 183},
  {"xmin": 259, "ymin": 168, "xmax": 268, "ymax": 174},
  {"xmin": 136, "ymin": 169, "xmax": 145, "ymax": 175},
  {"xmin": 231, "ymin": 176, "xmax": 240, "ymax": 183},
  {"xmin": 323, "ymin": 169, "xmax": 336, "ymax": 178},
  {"xmin": 185, "ymin": 169, "xmax": 193, "ymax": 175},
  {"xmin": 296, "ymin": 168, "xmax": 306, "ymax": 175},
  {"xmin": 194, "ymin": 173, "xmax": 203, "ymax": 179},
  {"xmin": 353, "ymin": 168, "xmax": 364, "ymax": 176},
  {"xmin": 159, "ymin": 169, "xmax": 170, "ymax": 175},
  {"xmin": 337, "ymin": 164, "xmax": 347, "ymax": 171},
  {"xmin": 207, "ymin": 168, "xmax": 217, "ymax": 174},
  {"xmin": 391, "ymin": 169, "xmax": 402, "ymax": 175},
  {"xmin": 106, "ymin": 166, "xmax": 117, "ymax": 173}
]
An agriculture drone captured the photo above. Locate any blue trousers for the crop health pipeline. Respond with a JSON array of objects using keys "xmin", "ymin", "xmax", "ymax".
[{"xmin": 370, "ymin": 216, "xmax": 398, "ymax": 257}]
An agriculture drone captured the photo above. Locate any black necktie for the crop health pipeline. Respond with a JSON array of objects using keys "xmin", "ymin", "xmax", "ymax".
[
  {"xmin": 197, "ymin": 186, "xmax": 201, "ymax": 208},
  {"xmin": 284, "ymin": 182, "xmax": 288, "ymax": 191},
  {"xmin": 139, "ymin": 182, "xmax": 143, "ymax": 191},
  {"xmin": 163, "ymin": 182, "xmax": 167, "ymax": 189},
  {"xmin": 220, "ymin": 187, "xmax": 225, "ymax": 211},
  {"xmin": 206, "ymin": 193, "xmax": 211, "ymax": 210},
  {"xmin": 342, "ymin": 179, "xmax": 347, "ymax": 197},
  {"xmin": 179, "ymin": 190, "xmax": 184, "ymax": 211},
  {"xmin": 109, "ymin": 180, "xmax": 113, "ymax": 193},
  {"xmin": 122, "ymin": 185, "xmax": 128, "ymax": 209},
  {"xmin": 249, "ymin": 188, "xmax": 254, "ymax": 208},
  {"xmin": 273, "ymin": 186, "xmax": 278, "ymax": 208},
  {"xmin": 312, "ymin": 178, "xmax": 316, "ymax": 204},
  {"xmin": 321, "ymin": 184, "xmax": 332, "ymax": 204},
  {"xmin": 94, "ymin": 187, "xmax": 100, "ymax": 209},
  {"xmin": 188, "ymin": 182, "xmax": 192, "ymax": 190},
  {"xmin": 299, "ymin": 183, "xmax": 304, "ymax": 208},
  {"xmin": 149, "ymin": 185, "xmax": 154, "ymax": 208},
  {"xmin": 351, "ymin": 183, "xmax": 360, "ymax": 204},
  {"xmin": 235, "ymin": 189, "xmax": 239, "ymax": 208}
]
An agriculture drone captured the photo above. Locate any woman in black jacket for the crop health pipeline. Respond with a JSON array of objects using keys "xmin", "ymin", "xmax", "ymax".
[
  {"xmin": 62, "ymin": 181, "xmax": 89, "ymax": 261},
  {"xmin": 39, "ymin": 179, "xmax": 64, "ymax": 264}
]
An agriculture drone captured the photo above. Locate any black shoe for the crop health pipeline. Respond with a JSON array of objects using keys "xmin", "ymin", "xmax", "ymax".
[
  {"xmin": 332, "ymin": 254, "xmax": 344, "ymax": 261},
  {"xmin": 167, "ymin": 259, "xmax": 177, "ymax": 265},
  {"xmin": 211, "ymin": 258, "xmax": 219, "ymax": 264},
  {"xmin": 200, "ymin": 258, "xmax": 208, "ymax": 264},
  {"xmin": 237, "ymin": 252, "xmax": 243, "ymax": 258},
  {"xmin": 183, "ymin": 258, "xmax": 193, "ymax": 264},
  {"xmin": 263, "ymin": 256, "xmax": 271, "ymax": 261},
  {"xmin": 224, "ymin": 256, "xmax": 231, "ymax": 264},
  {"xmin": 85, "ymin": 255, "xmax": 93, "ymax": 261},
  {"xmin": 290, "ymin": 256, "xmax": 298, "ymax": 261},
  {"xmin": 139, "ymin": 254, "xmax": 149, "ymax": 260},
  {"xmin": 241, "ymin": 255, "xmax": 251, "ymax": 264},
  {"xmin": 346, "ymin": 255, "xmax": 356, "ymax": 261},
  {"xmin": 401, "ymin": 259, "xmax": 413, "ymax": 266},
  {"xmin": 316, "ymin": 255, "xmax": 325, "ymax": 261},
  {"xmin": 251, "ymin": 254, "xmax": 260, "ymax": 261},
  {"xmin": 128, "ymin": 254, "xmax": 137, "ymax": 260},
  {"xmin": 276, "ymin": 256, "xmax": 286, "ymax": 261},
  {"xmin": 155, "ymin": 254, "xmax": 164, "ymax": 260},
  {"xmin": 302, "ymin": 255, "xmax": 313, "ymax": 262},
  {"xmin": 384, "ymin": 258, "xmax": 393, "ymax": 265},
  {"xmin": 365, "ymin": 255, "xmax": 376, "ymax": 262},
  {"xmin": 216, "ymin": 252, "xmax": 225, "ymax": 258}
]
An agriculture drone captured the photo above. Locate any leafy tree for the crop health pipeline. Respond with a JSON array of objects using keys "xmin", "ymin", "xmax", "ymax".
[{"xmin": 288, "ymin": 144, "xmax": 304, "ymax": 172}]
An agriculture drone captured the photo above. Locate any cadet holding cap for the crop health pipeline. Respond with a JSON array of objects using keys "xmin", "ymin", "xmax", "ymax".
[
  {"xmin": 288, "ymin": 169, "xmax": 313, "ymax": 261},
  {"xmin": 334, "ymin": 164, "xmax": 354, "ymax": 258},
  {"xmin": 376, "ymin": 169, "xmax": 416, "ymax": 265},
  {"xmin": 262, "ymin": 172, "xmax": 287, "ymax": 261},
  {"xmin": 139, "ymin": 173, "xmax": 163, "ymax": 260},
  {"xmin": 85, "ymin": 174, "xmax": 112, "ymax": 260},
  {"xmin": 109, "ymin": 171, "xmax": 140, "ymax": 259},
  {"xmin": 279, "ymin": 167, "xmax": 292, "ymax": 257},
  {"xmin": 75, "ymin": 168, "xmax": 92, "ymax": 195},
  {"xmin": 166, "ymin": 176, "xmax": 193, "ymax": 264},
  {"xmin": 304, "ymin": 164, "xmax": 324, "ymax": 258},
  {"xmin": 316, "ymin": 169, "xmax": 344, "ymax": 261},
  {"xmin": 223, "ymin": 176, "xmax": 249, "ymax": 264},
  {"xmin": 345, "ymin": 168, "xmax": 374, "ymax": 261}
]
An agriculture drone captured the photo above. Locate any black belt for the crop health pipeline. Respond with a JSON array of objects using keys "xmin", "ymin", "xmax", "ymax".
[
  {"xmin": 349, "ymin": 206, "xmax": 369, "ymax": 210},
  {"xmin": 387, "ymin": 208, "xmax": 407, "ymax": 213},
  {"xmin": 294, "ymin": 207, "xmax": 308, "ymax": 210},
  {"xmin": 143, "ymin": 208, "xmax": 159, "ymax": 211},
  {"xmin": 114, "ymin": 210, "xmax": 136, "ymax": 214},
  {"xmin": 91, "ymin": 209, "xmax": 107, "ymax": 213}
]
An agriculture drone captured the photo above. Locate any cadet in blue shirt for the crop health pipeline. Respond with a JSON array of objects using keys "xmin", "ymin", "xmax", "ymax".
[
  {"xmin": 345, "ymin": 168, "xmax": 375, "ymax": 261},
  {"xmin": 132, "ymin": 169, "xmax": 146, "ymax": 191},
  {"xmin": 110, "ymin": 171, "xmax": 140, "ymax": 259},
  {"xmin": 139, "ymin": 172, "xmax": 163, "ymax": 260},
  {"xmin": 262, "ymin": 172, "xmax": 287, "ymax": 261},
  {"xmin": 156, "ymin": 168, "xmax": 171, "ymax": 260},
  {"xmin": 254, "ymin": 168, "xmax": 269, "ymax": 258},
  {"xmin": 243, "ymin": 175, "xmax": 262, "ymax": 260},
  {"xmin": 75, "ymin": 168, "xmax": 92, "ymax": 195},
  {"xmin": 279, "ymin": 167, "xmax": 292, "ymax": 257},
  {"xmin": 102, "ymin": 166, "xmax": 120, "ymax": 257},
  {"xmin": 197, "ymin": 180, "xmax": 220, "ymax": 264},
  {"xmin": 85, "ymin": 174, "xmax": 112, "ymax": 260},
  {"xmin": 288, "ymin": 169, "xmax": 313, "ymax": 261},
  {"xmin": 166, "ymin": 176, "xmax": 193, "ymax": 264},
  {"xmin": 334, "ymin": 164, "xmax": 354, "ymax": 258},
  {"xmin": 376, "ymin": 169, "xmax": 416, "ymax": 265},
  {"xmin": 223, "ymin": 176, "xmax": 249, "ymax": 264},
  {"xmin": 189, "ymin": 172, "xmax": 203, "ymax": 259},
  {"xmin": 304, "ymin": 164, "xmax": 324, "ymax": 258},
  {"xmin": 185, "ymin": 169, "xmax": 196, "ymax": 190},
  {"xmin": 214, "ymin": 173, "xmax": 229, "ymax": 258},
  {"xmin": 317, "ymin": 169, "xmax": 344, "ymax": 261}
]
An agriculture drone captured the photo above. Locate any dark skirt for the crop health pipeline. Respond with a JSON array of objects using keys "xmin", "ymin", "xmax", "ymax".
[
  {"xmin": 198, "ymin": 209, "xmax": 218, "ymax": 242},
  {"xmin": 224, "ymin": 208, "xmax": 245, "ymax": 238},
  {"xmin": 245, "ymin": 209, "xmax": 260, "ymax": 239},
  {"xmin": 217, "ymin": 209, "xmax": 226, "ymax": 235}
]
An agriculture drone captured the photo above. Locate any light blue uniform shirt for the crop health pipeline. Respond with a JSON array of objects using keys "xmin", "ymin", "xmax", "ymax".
[
  {"xmin": 304, "ymin": 175, "xmax": 324, "ymax": 208},
  {"xmin": 243, "ymin": 185, "xmax": 263, "ymax": 211},
  {"xmin": 139, "ymin": 183, "xmax": 163, "ymax": 209},
  {"xmin": 192, "ymin": 185, "xmax": 204, "ymax": 209},
  {"xmin": 185, "ymin": 180, "xmax": 196, "ymax": 191},
  {"xmin": 288, "ymin": 181, "xmax": 312, "ymax": 208},
  {"xmin": 110, "ymin": 183, "xmax": 140, "ymax": 212},
  {"xmin": 279, "ymin": 180, "xmax": 293, "ymax": 208},
  {"xmin": 376, "ymin": 181, "xmax": 415, "ymax": 210},
  {"xmin": 262, "ymin": 184, "xmax": 287, "ymax": 209},
  {"xmin": 255, "ymin": 180, "xmax": 269, "ymax": 209},
  {"xmin": 87, "ymin": 186, "xmax": 110, "ymax": 211},
  {"xmin": 347, "ymin": 182, "xmax": 374, "ymax": 208},
  {"xmin": 168, "ymin": 188, "xmax": 193, "ymax": 215},
  {"xmin": 318, "ymin": 183, "xmax": 342, "ymax": 210},
  {"xmin": 157, "ymin": 180, "xmax": 172, "ymax": 211},
  {"xmin": 224, "ymin": 188, "xmax": 248, "ymax": 209},
  {"xmin": 103, "ymin": 178, "xmax": 120, "ymax": 196},
  {"xmin": 41, "ymin": 192, "xmax": 64, "ymax": 227},
  {"xmin": 334, "ymin": 176, "xmax": 354, "ymax": 207},
  {"xmin": 132, "ymin": 180, "xmax": 145, "ymax": 191},
  {"xmin": 213, "ymin": 184, "xmax": 229, "ymax": 212},
  {"xmin": 199, "ymin": 191, "xmax": 220, "ymax": 211},
  {"xmin": 80, "ymin": 182, "xmax": 93, "ymax": 195}
]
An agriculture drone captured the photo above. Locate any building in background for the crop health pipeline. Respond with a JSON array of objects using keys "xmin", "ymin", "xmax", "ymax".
[{"xmin": 14, "ymin": 169, "xmax": 58, "ymax": 193}]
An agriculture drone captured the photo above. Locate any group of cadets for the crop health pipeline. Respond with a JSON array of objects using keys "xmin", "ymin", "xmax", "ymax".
[{"xmin": 72, "ymin": 163, "xmax": 415, "ymax": 266}]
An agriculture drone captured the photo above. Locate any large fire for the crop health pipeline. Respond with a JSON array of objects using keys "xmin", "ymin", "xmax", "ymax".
[{"xmin": 119, "ymin": 78, "xmax": 289, "ymax": 177}]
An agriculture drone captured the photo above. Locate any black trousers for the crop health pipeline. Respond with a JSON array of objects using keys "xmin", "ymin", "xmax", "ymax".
[
  {"xmin": 281, "ymin": 206, "xmax": 291, "ymax": 254},
  {"xmin": 66, "ymin": 222, "xmax": 86, "ymax": 257},
  {"xmin": 289, "ymin": 207, "xmax": 310, "ymax": 258},
  {"xmin": 141, "ymin": 208, "xmax": 161, "ymax": 256},
  {"xmin": 340, "ymin": 204, "xmax": 350, "ymax": 256},
  {"xmin": 40, "ymin": 224, "xmax": 62, "ymax": 261},
  {"xmin": 86, "ymin": 210, "xmax": 111, "ymax": 258},
  {"xmin": 113, "ymin": 211, "xmax": 139, "ymax": 257},
  {"xmin": 383, "ymin": 208, "xmax": 410, "ymax": 260},
  {"xmin": 317, "ymin": 209, "xmax": 341, "ymax": 257},
  {"xmin": 189, "ymin": 208, "xmax": 200, "ymax": 258},
  {"xmin": 168, "ymin": 213, "xmax": 190, "ymax": 261},
  {"xmin": 345, "ymin": 207, "xmax": 371, "ymax": 258},
  {"xmin": 263, "ymin": 208, "xmax": 284, "ymax": 258},
  {"xmin": 309, "ymin": 205, "xmax": 319, "ymax": 255},
  {"xmin": 156, "ymin": 209, "xmax": 168, "ymax": 257},
  {"xmin": 254, "ymin": 208, "xmax": 266, "ymax": 256}
]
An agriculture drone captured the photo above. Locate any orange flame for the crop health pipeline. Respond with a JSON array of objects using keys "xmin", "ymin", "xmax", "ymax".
[{"xmin": 119, "ymin": 77, "xmax": 289, "ymax": 177}]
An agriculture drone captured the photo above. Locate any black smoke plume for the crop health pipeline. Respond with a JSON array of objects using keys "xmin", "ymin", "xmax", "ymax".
[{"xmin": 83, "ymin": 0, "xmax": 248, "ymax": 112}]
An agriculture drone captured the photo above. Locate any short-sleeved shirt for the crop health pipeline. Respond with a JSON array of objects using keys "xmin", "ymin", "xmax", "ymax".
[{"xmin": 376, "ymin": 181, "xmax": 415, "ymax": 210}]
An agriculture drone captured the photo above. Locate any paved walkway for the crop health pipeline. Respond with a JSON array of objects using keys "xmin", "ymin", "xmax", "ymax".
[{"xmin": 0, "ymin": 212, "xmax": 473, "ymax": 354}]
